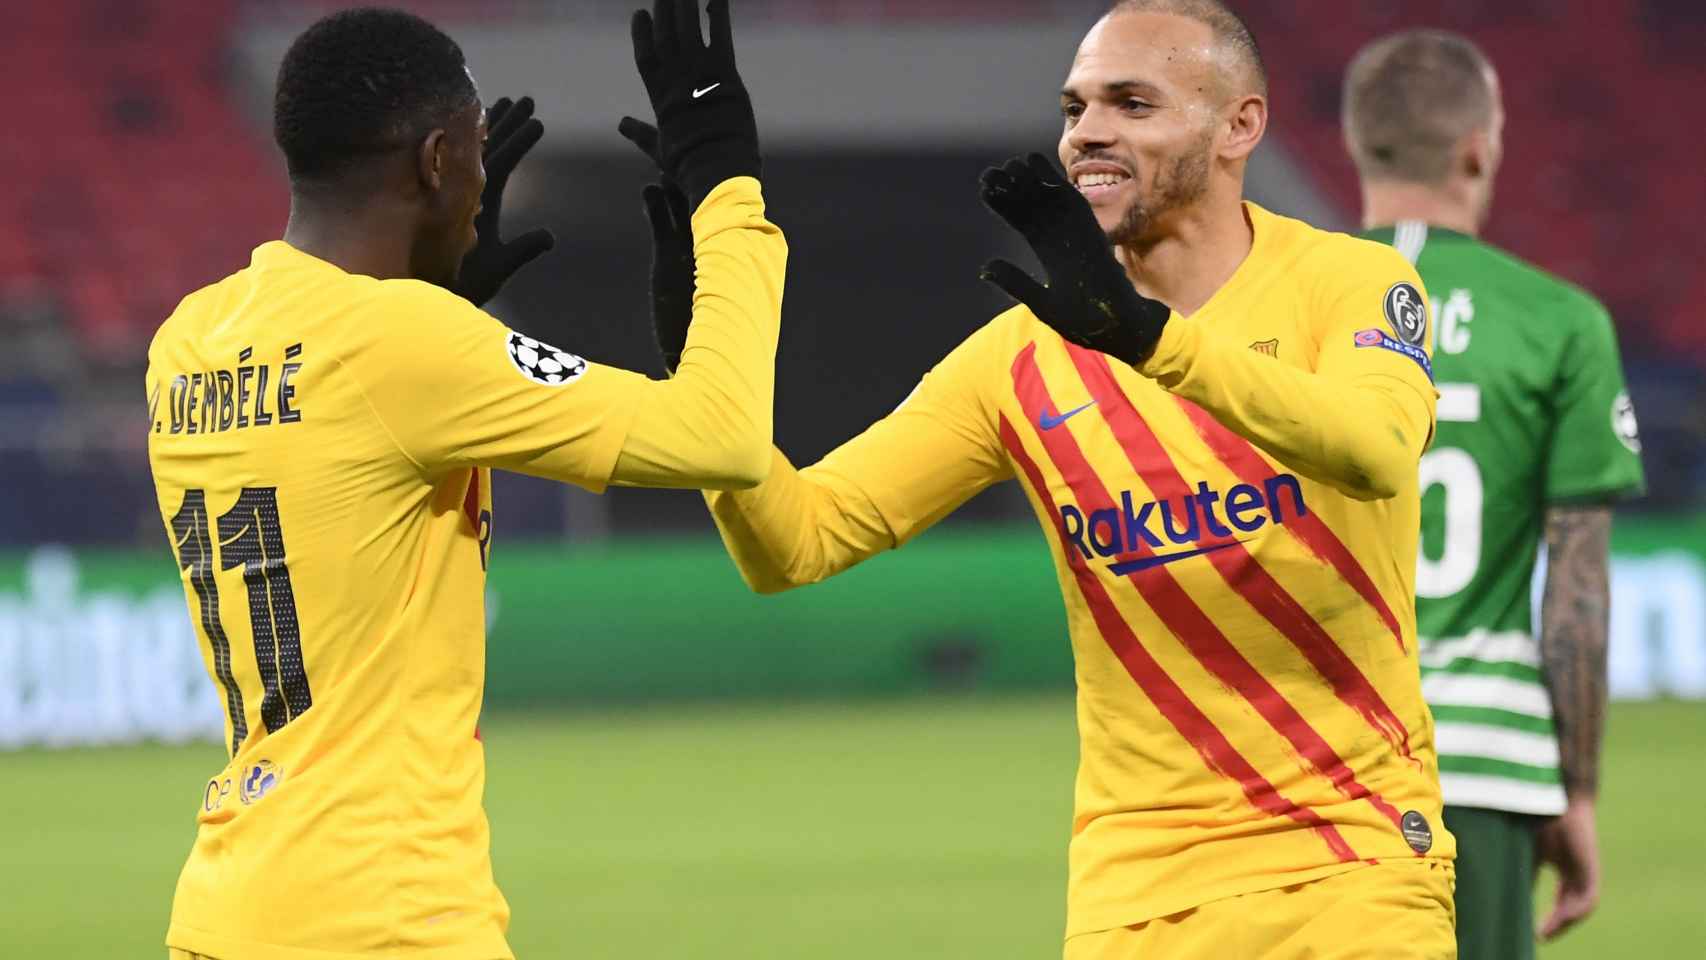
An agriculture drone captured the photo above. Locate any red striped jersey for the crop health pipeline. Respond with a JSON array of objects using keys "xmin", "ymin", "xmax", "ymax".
[{"xmin": 707, "ymin": 203, "xmax": 1448, "ymax": 937}]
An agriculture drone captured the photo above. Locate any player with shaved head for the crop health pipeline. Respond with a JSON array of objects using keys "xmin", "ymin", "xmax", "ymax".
[
  {"xmin": 1348, "ymin": 28, "xmax": 1644, "ymax": 960},
  {"xmin": 631, "ymin": 1, "xmax": 1453, "ymax": 955}
]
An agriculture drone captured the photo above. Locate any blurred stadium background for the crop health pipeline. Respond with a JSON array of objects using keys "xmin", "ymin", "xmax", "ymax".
[{"xmin": 3, "ymin": 0, "xmax": 1703, "ymax": 956}]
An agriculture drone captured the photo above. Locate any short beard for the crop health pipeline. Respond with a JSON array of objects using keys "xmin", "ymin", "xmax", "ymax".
[{"xmin": 1106, "ymin": 130, "xmax": 1214, "ymax": 247}]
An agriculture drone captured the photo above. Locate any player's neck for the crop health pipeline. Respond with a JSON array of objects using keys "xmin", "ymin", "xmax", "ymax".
[
  {"xmin": 1360, "ymin": 180, "xmax": 1483, "ymax": 238},
  {"xmin": 1115, "ymin": 200, "xmax": 1253, "ymax": 317},
  {"xmin": 283, "ymin": 195, "xmax": 420, "ymax": 282}
]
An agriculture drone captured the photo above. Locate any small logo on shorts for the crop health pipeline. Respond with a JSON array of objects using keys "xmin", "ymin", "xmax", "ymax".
[
  {"xmin": 1400, "ymin": 810, "xmax": 1433, "ymax": 853},
  {"xmin": 1248, "ymin": 338, "xmax": 1279, "ymax": 358}
]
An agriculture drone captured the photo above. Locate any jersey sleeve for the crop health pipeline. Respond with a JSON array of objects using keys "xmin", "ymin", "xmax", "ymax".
[
  {"xmin": 347, "ymin": 177, "xmax": 785, "ymax": 493},
  {"xmin": 1139, "ymin": 239, "xmax": 1437, "ymax": 500},
  {"xmin": 1543, "ymin": 295, "xmax": 1646, "ymax": 502},
  {"xmin": 707, "ymin": 317, "xmax": 1015, "ymax": 593}
]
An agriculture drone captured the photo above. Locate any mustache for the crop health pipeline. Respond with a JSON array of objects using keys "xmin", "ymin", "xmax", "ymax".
[{"xmin": 1067, "ymin": 152, "xmax": 1136, "ymax": 175}]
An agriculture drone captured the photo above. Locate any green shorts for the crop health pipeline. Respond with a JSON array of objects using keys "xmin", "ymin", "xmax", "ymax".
[{"xmin": 1443, "ymin": 804, "xmax": 1545, "ymax": 960}]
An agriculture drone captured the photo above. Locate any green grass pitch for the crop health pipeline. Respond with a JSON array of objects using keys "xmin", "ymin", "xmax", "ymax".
[{"xmin": 5, "ymin": 696, "xmax": 1701, "ymax": 957}]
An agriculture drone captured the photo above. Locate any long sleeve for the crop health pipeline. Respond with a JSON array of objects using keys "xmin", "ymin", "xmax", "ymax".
[
  {"xmin": 1139, "ymin": 244, "xmax": 1437, "ymax": 501},
  {"xmin": 347, "ymin": 177, "xmax": 785, "ymax": 492},
  {"xmin": 707, "ymin": 323, "xmax": 1013, "ymax": 593},
  {"xmin": 610, "ymin": 177, "xmax": 787, "ymax": 489}
]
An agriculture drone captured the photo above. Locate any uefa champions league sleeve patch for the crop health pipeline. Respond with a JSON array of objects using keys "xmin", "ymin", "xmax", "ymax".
[
  {"xmin": 505, "ymin": 331, "xmax": 587, "ymax": 386},
  {"xmin": 1612, "ymin": 391, "xmax": 1641, "ymax": 453},
  {"xmin": 1382, "ymin": 281, "xmax": 1429, "ymax": 346},
  {"xmin": 1354, "ymin": 328, "xmax": 1434, "ymax": 382}
]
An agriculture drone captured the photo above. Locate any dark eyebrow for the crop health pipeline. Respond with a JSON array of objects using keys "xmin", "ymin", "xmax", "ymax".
[
  {"xmin": 1103, "ymin": 80, "xmax": 1164, "ymax": 98},
  {"xmin": 1061, "ymin": 80, "xmax": 1165, "ymax": 101}
]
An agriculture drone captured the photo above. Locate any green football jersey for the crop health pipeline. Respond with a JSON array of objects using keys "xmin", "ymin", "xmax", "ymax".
[{"xmin": 1364, "ymin": 221, "xmax": 1646, "ymax": 815}]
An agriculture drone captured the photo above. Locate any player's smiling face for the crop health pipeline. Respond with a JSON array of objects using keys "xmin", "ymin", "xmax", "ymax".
[{"xmin": 1059, "ymin": 12, "xmax": 1228, "ymax": 245}]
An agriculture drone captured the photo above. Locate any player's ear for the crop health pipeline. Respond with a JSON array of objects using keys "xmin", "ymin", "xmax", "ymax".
[
  {"xmin": 1219, "ymin": 94, "xmax": 1266, "ymax": 162},
  {"xmin": 1462, "ymin": 129, "xmax": 1493, "ymax": 181},
  {"xmin": 418, "ymin": 129, "xmax": 447, "ymax": 192}
]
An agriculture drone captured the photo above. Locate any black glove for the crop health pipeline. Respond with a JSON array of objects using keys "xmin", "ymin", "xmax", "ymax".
[
  {"xmin": 619, "ymin": 118, "xmax": 696, "ymax": 376},
  {"xmin": 629, "ymin": 0, "xmax": 760, "ymax": 210},
  {"xmin": 978, "ymin": 153, "xmax": 1170, "ymax": 367},
  {"xmin": 455, "ymin": 96, "xmax": 556, "ymax": 307}
]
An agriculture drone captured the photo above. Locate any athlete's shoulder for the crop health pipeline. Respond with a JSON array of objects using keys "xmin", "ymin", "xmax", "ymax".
[
  {"xmin": 1249, "ymin": 204, "xmax": 1420, "ymax": 287},
  {"xmin": 149, "ymin": 265, "xmax": 252, "ymax": 365},
  {"xmin": 940, "ymin": 303, "xmax": 1044, "ymax": 363},
  {"xmin": 905, "ymin": 305, "xmax": 1044, "ymax": 404},
  {"xmin": 262, "ymin": 240, "xmax": 494, "ymax": 337},
  {"xmin": 983, "ymin": 302, "xmax": 1049, "ymax": 344},
  {"xmin": 371, "ymin": 275, "xmax": 483, "ymax": 314},
  {"xmin": 1455, "ymin": 238, "xmax": 1610, "ymax": 326},
  {"xmin": 330, "ymin": 272, "xmax": 484, "ymax": 328},
  {"xmin": 1285, "ymin": 211, "xmax": 1416, "ymax": 274}
]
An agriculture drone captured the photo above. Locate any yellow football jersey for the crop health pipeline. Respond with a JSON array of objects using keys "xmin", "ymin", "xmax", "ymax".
[
  {"xmin": 146, "ymin": 178, "xmax": 785, "ymax": 960},
  {"xmin": 708, "ymin": 203, "xmax": 1450, "ymax": 938}
]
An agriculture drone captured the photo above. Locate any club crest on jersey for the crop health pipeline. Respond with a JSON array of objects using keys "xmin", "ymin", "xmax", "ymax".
[
  {"xmin": 1056, "ymin": 475, "xmax": 1307, "ymax": 575},
  {"xmin": 505, "ymin": 331, "xmax": 587, "ymax": 387},
  {"xmin": 1382, "ymin": 281, "xmax": 1428, "ymax": 346},
  {"xmin": 239, "ymin": 760, "xmax": 283, "ymax": 805}
]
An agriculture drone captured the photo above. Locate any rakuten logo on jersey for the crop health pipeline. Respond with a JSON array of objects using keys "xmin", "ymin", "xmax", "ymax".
[{"xmin": 1058, "ymin": 475, "xmax": 1308, "ymax": 574}]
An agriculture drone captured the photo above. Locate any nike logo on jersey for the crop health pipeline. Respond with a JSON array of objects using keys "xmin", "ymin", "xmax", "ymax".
[
  {"xmin": 692, "ymin": 82, "xmax": 721, "ymax": 99},
  {"xmin": 1038, "ymin": 400, "xmax": 1096, "ymax": 430}
]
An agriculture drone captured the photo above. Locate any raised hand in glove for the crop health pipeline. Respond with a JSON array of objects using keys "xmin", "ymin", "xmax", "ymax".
[
  {"xmin": 618, "ymin": 118, "xmax": 696, "ymax": 376},
  {"xmin": 979, "ymin": 153, "xmax": 1170, "ymax": 367},
  {"xmin": 629, "ymin": 0, "xmax": 761, "ymax": 210},
  {"xmin": 454, "ymin": 96, "xmax": 556, "ymax": 307}
]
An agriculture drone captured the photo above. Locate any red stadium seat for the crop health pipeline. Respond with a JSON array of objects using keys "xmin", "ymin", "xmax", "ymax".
[
  {"xmin": 0, "ymin": 0, "xmax": 284, "ymax": 357},
  {"xmin": 1238, "ymin": 0, "xmax": 1705, "ymax": 359}
]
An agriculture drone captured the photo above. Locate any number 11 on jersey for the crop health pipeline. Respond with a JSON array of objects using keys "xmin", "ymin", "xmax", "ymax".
[{"xmin": 170, "ymin": 486, "xmax": 311, "ymax": 754}]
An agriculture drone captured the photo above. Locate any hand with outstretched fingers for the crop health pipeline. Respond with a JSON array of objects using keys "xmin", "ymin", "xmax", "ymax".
[
  {"xmin": 617, "ymin": 117, "xmax": 695, "ymax": 376},
  {"xmin": 978, "ymin": 153, "xmax": 1170, "ymax": 367},
  {"xmin": 454, "ymin": 96, "xmax": 556, "ymax": 307},
  {"xmin": 628, "ymin": 0, "xmax": 761, "ymax": 210}
]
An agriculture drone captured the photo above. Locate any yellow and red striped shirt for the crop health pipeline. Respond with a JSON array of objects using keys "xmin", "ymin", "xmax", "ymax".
[{"xmin": 708, "ymin": 203, "xmax": 1450, "ymax": 936}]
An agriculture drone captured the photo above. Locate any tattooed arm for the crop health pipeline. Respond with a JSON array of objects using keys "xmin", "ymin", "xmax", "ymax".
[
  {"xmin": 1542, "ymin": 504, "xmax": 1613, "ymax": 795},
  {"xmin": 1535, "ymin": 503, "xmax": 1613, "ymax": 941}
]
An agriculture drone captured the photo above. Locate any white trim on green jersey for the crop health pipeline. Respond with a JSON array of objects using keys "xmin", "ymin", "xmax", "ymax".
[
  {"xmin": 1435, "ymin": 723, "xmax": 1561, "ymax": 768},
  {"xmin": 1438, "ymin": 773, "xmax": 1571, "ymax": 816},
  {"xmin": 1393, "ymin": 220, "xmax": 1429, "ymax": 265},
  {"xmin": 1421, "ymin": 653, "xmax": 1569, "ymax": 816},
  {"xmin": 1419, "ymin": 670, "xmax": 1553, "ymax": 717},
  {"xmin": 1420, "ymin": 627, "xmax": 1539, "ymax": 670}
]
